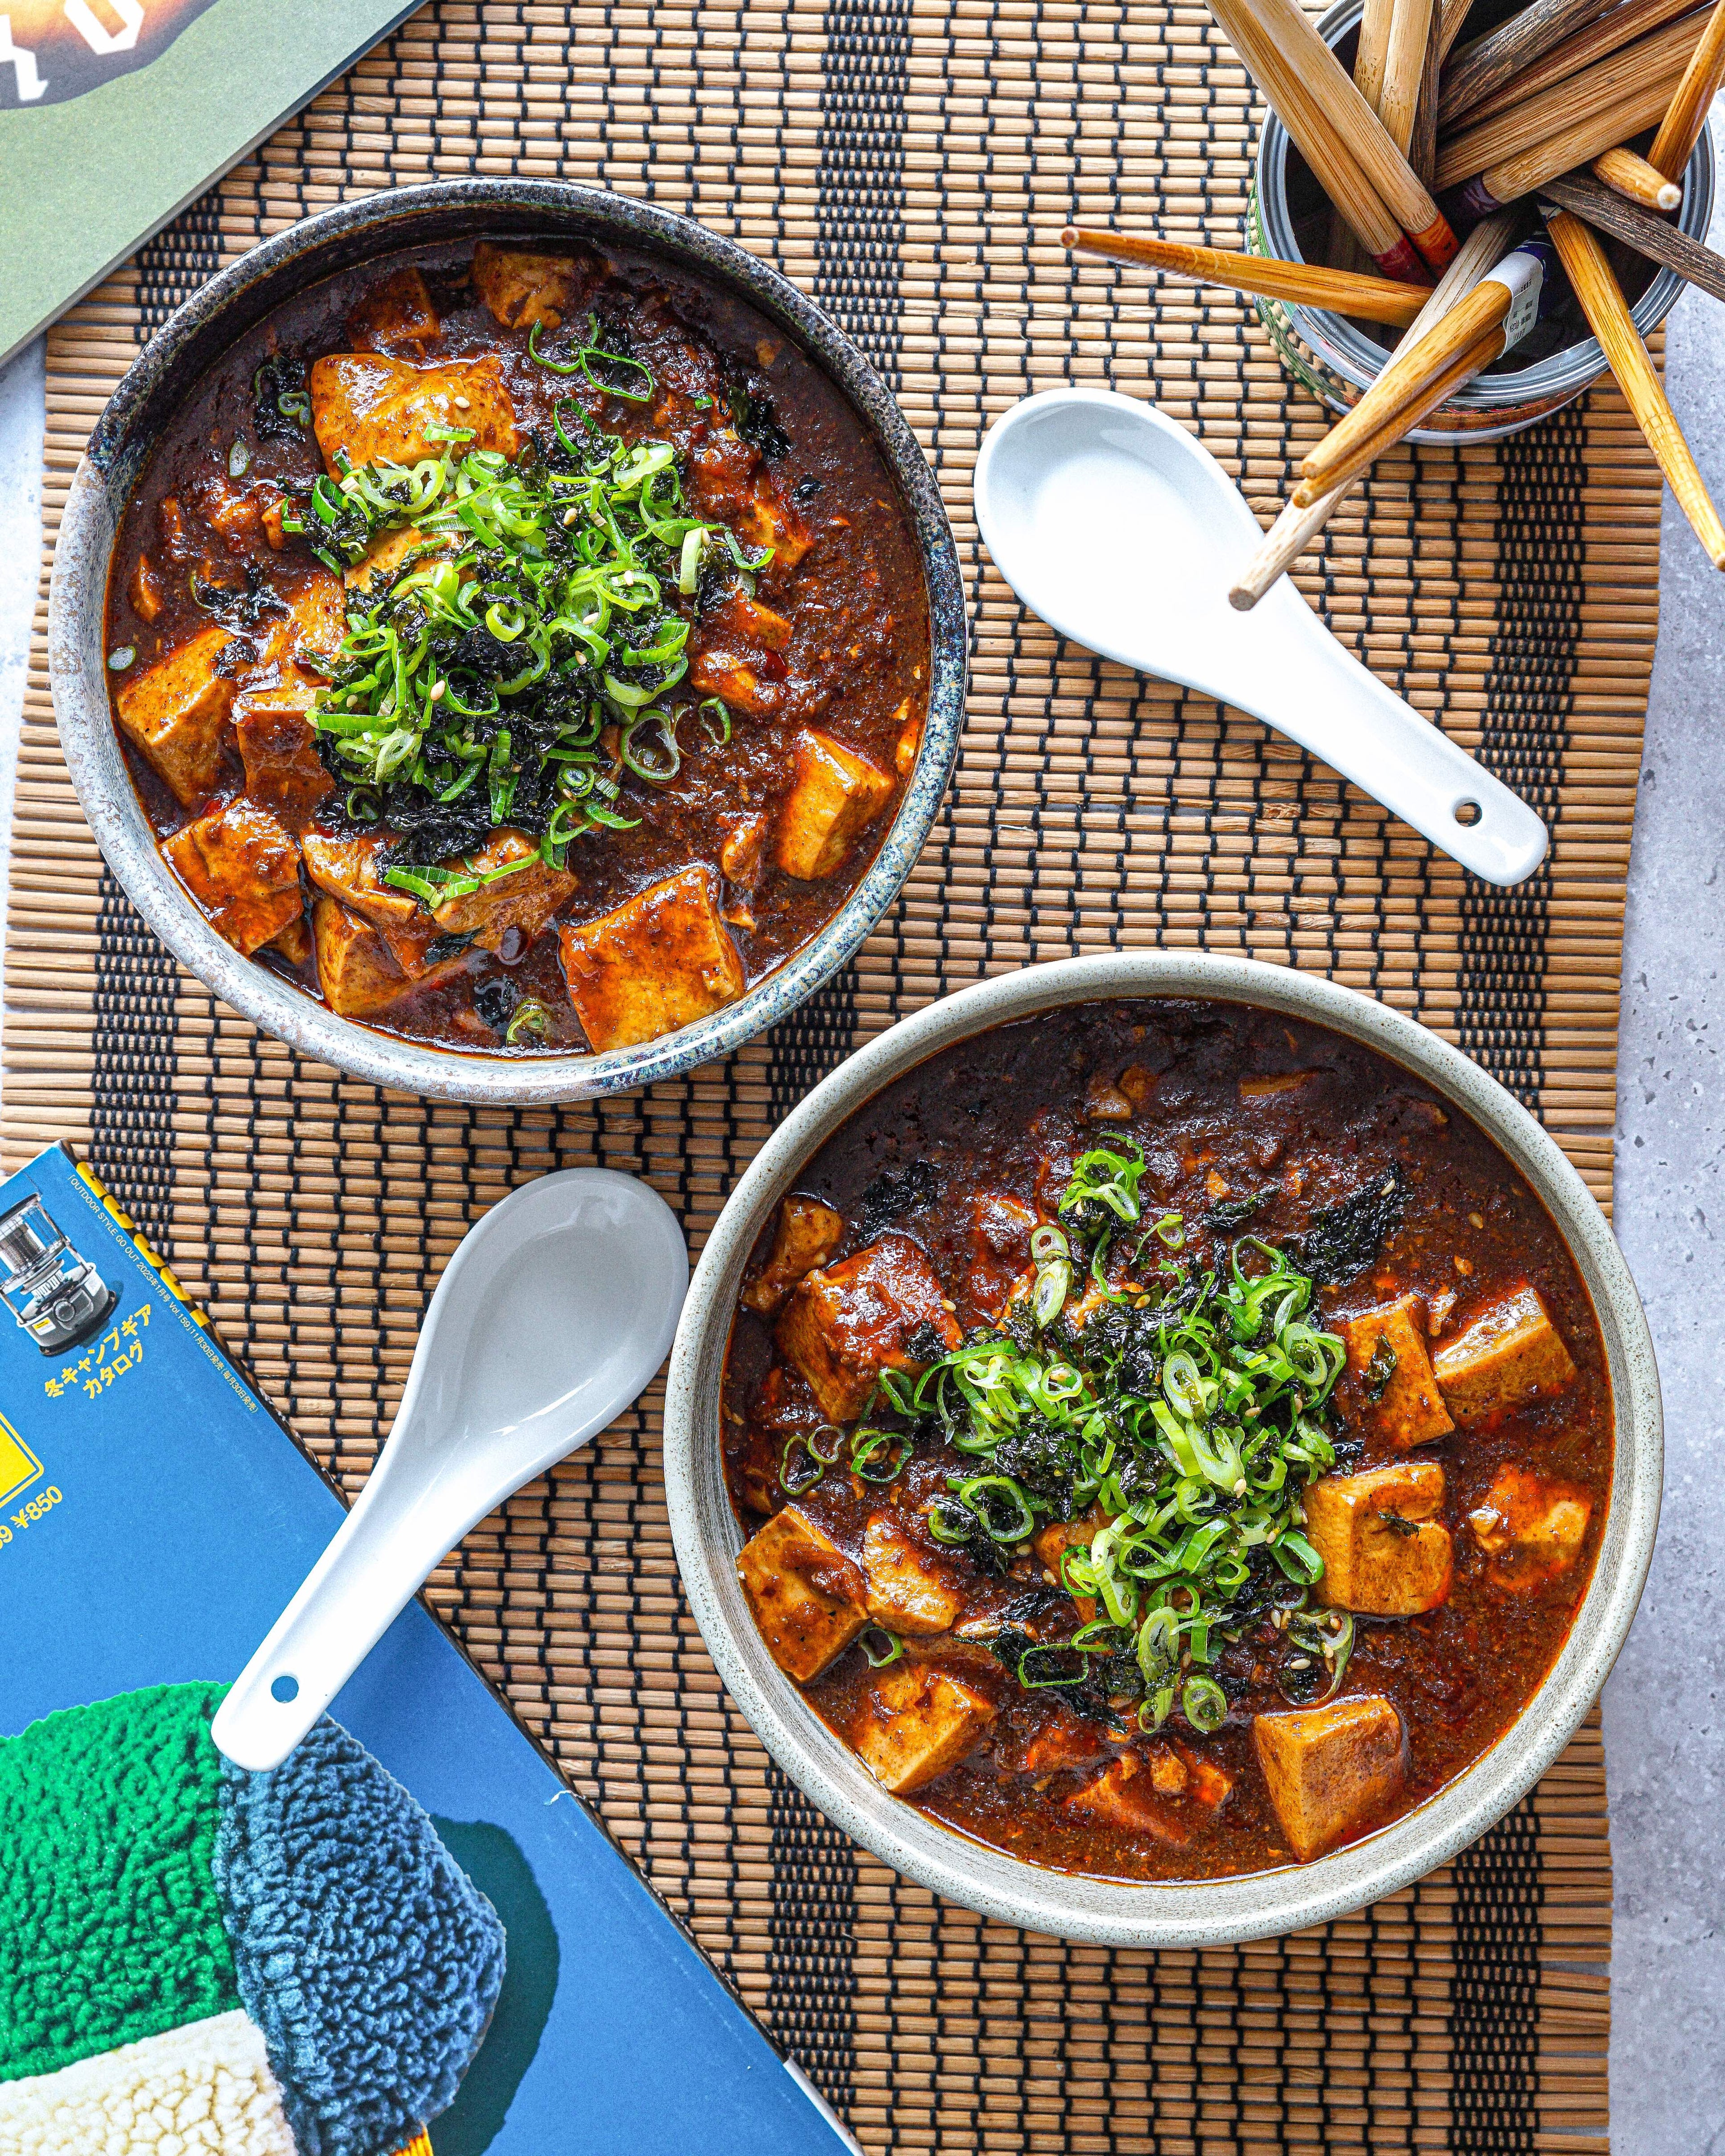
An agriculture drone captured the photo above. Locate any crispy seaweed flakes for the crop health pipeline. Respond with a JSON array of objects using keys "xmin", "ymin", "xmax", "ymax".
[
  {"xmin": 1288, "ymin": 1164, "xmax": 1407, "ymax": 1286},
  {"xmin": 858, "ymin": 1160, "xmax": 940, "ymax": 1237}
]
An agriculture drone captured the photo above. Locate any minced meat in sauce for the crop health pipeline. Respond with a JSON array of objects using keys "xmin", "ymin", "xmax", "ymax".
[{"xmin": 722, "ymin": 999, "xmax": 1612, "ymax": 1882}]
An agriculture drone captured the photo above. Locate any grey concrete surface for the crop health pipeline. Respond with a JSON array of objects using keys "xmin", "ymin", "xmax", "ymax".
[
  {"xmin": 1601, "ymin": 118, "xmax": 1725, "ymax": 2156},
  {"xmin": 0, "ymin": 165, "xmax": 1721, "ymax": 2145}
]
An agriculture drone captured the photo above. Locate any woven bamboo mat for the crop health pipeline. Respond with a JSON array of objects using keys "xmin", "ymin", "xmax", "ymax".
[{"xmin": 4, "ymin": 0, "xmax": 1647, "ymax": 2146}]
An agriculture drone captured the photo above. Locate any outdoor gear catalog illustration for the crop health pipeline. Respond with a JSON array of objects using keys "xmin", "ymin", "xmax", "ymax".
[{"xmin": 0, "ymin": 1143, "xmax": 851, "ymax": 2156}]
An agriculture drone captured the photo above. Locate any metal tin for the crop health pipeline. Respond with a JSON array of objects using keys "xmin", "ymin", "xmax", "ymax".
[
  {"xmin": 664, "ymin": 953, "xmax": 1662, "ymax": 1948},
  {"xmin": 48, "ymin": 181, "xmax": 968, "ymax": 1107},
  {"xmin": 1252, "ymin": 0, "xmax": 1716, "ymax": 441}
]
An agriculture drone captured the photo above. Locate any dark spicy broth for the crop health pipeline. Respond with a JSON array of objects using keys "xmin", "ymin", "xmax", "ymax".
[
  {"xmin": 103, "ymin": 239, "xmax": 929, "ymax": 1056},
  {"xmin": 722, "ymin": 999, "xmax": 1611, "ymax": 1882}
]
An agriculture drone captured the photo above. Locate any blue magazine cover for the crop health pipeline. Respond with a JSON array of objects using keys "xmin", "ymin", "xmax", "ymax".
[{"xmin": 0, "ymin": 1142, "xmax": 852, "ymax": 2156}]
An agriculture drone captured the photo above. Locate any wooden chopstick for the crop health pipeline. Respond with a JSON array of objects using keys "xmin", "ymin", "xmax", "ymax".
[
  {"xmin": 1592, "ymin": 143, "xmax": 1685, "ymax": 207},
  {"xmin": 1382, "ymin": 0, "xmax": 1438, "ymax": 151},
  {"xmin": 1412, "ymin": 0, "xmax": 1478, "ymax": 180},
  {"xmin": 1240, "ymin": 0, "xmax": 1461, "ymax": 268},
  {"xmin": 1443, "ymin": 0, "xmax": 1699, "ymax": 128},
  {"xmin": 1436, "ymin": 8, "xmax": 1707, "ymax": 190},
  {"xmin": 1463, "ymin": 64, "xmax": 1691, "ymax": 210},
  {"xmin": 1649, "ymin": 0, "xmax": 1725, "ymax": 172},
  {"xmin": 1540, "ymin": 167, "xmax": 1725, "ymax": 301},
  {"xmin": 1291, "ymin": 325, "xmax": 1506, "ymax": 506},
  {"xmin": 1438, "ymin": 0, "xmax": 1619, "ymax": 126},
  {"xmin": 1228, "ymin": 209, "xmax": 1522, "ymax": 610},
  {"xmin": 1410, "ymin": 0, "xmax": 1447, "ymax": 188},
  {"xmin": 1356, "ymin": 0, "xmax": 1397, "ymax": 110},
  {"xmin": 1210, "ymin": 0, "xmax": 1431, "ymax": 279},
  {"xmin": 1060, "ymin": 229, "xmax": 1433, "ymax": 325},
  {"xmin": 1296, "ymin": 277, "xmax": 1517, "ymax": 496},
  {"xmin": 1542, "ymin": 205, "xmax": 1725, "ymax": 566}
]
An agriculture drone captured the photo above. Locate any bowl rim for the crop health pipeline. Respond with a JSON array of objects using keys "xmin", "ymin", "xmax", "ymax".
[
  {"xmin": 46, "ymin": 177, "xmax": 968, "ymax": 1106},
  {"xmin": 663, "ymin": 951, "xmax": 1662, "ymax": 1948}
]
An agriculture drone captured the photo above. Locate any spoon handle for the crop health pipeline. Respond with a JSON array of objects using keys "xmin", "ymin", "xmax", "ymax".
[
  {"xmin": 211, "ymin": 1464, "xmax": 477, "ymax": 1771},
  {"xmin": 1233, "ymin": 606, "xmax": 1549, "ymax": 884}
]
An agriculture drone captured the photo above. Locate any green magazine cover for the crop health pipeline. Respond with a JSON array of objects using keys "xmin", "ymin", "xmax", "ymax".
[{"xmin": 0, "ymin": 0, "xmax": 419, "ymax": 366}]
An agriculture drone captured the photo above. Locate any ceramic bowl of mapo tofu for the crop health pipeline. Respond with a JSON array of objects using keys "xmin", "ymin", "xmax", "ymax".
[
  {"xmin": 49, "ymin": 181, "xmax": 965, "ymax": 1103},
  {"xmin": 664, "ymin": 952, "xmax": 1662, "ymax": 1947}
]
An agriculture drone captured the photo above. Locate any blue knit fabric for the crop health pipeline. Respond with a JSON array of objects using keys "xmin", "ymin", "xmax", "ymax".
[{"xmin": 212, "ymin": 1718, "xmax": 505, "ymax": 2156}]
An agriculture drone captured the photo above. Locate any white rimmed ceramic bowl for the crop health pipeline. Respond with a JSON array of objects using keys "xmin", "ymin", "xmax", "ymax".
[
  {"xmin": 664, "ymin": 952, "xmax": 1661, "ymax": 1947},
  {"xmin": 48, "ymin": 179, "xmax": 967, "ymax": 1106}
]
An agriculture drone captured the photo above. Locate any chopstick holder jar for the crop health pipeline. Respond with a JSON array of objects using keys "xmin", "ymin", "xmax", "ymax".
[{"xmin": 1250, "ymin": 0, "xmax": 1712, "ymax": 439}]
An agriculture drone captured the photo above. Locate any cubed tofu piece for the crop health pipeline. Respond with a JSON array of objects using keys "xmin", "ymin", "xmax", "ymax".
[
  {"xmin": 775, "ymin": 1234, "xmax": 962, "ymax": 1423},
  {"xmin": 1467, "ymin": 1465, "xmax": 1592, "ymax": 1593},
  {"xmin": 345, "ymin": 267, "xmax": 441, "ymax": 351},
  {"xmin": 344, "ymin": 521, "xmax": 457, "ymax": 599},
  {"xmin": 720, "ymin": 811, "xmax": 770, "ymax": 893},
  {"xmin": 164, "ymin": 800, "xmax": 302, "ymax": 957},
  {"xmin": 257, "ymin": 567, "xmax": 348, "ymax": 672},
  {"xmin": 302, "ymin": 829, "xmax": 419, "ymax": 932},
  {"xmin": 558, "ymin": 865, "xmax": 746, "ymax": 1052},
  {"xmin": 1433, "ymin": 1286, "xmax": 1578, "ymax": 1425},
  {"xmin": 688, "ymin": 642, "xmax": 781, "ymax": 720},
  {"xmin": 735, "ymin": 1503, "xmax": 867, "ymax": 1682},
  {"xmin": 471, "ymin": 242, "xmax": 584, "ymax": 331},
  {"xmin": 696, "ymin": 590, "xmax": 792, "ymax": 658},
  {"xmin": 1339, "ymin": 1295, "xmax": 1454, "ymax": 1450},
  {"xmin": 128, "ymin": 554, "xmax": 164, "ymax": 622},
  {"xmin": 1065, "ymin": 1750, "xmax": 1191, "ymax": 1844},
  {"xmin": 204, "ymin": 481, "xmax": 262, "ymax": 549},
  {"xmin": 310, "ymin": 894, "xmax": 411, "ymax": 1019},
  {"xmin": 732, "ymin": 472, "xmax": 813, "ymax": 570},
  {"xmin": 1305, "ymin": 1462, "xmax": 1453, "ymax": 1617},
  {"xmin": 303, "ymin": 831, "xmax": 452, "ymax": 981},
  {"xmin": 429, "ymin": 829, "xmax": 575, "ymax": 950},
  {"xmin": 233, "ymin": 688, "xmax": 333, "ymax": 830},
  {"xmin": 731, "ymin": 594, "xmax": 792, "ymax": 650},
  {"xmin": 309, "ymin": 353, "xmax": 520, "ymax": 474},
  {"xmin": 1174, "ymin": 1741, "xmax": 1235, "ymax": 1811},
  {"xmin": 861, "ymin": 1513, "xmax": 964, "ymax": 1636},
  {"xmin": 1032, "ymin": 1507, "xmax": 1108, "ymax": 1621},
  {"xmin": 114, "ymin": 624, "xmax": 234, "ymax": 807},
  {"xmin": 962, "ymin": 1192, "xmax": 1037, "ymax": 1324},
  {"xmin": 1253, "ymin": 1697, "xmax": 1406, "ymax": 1863},
  {"xmin": 846, "ymin": 1661, "xmax": 995, "ymax": 1795},
  {"xmin": 266, "ymin": 914, "xmax": 313, "ymax": 968},
  {"xmin": 775, "ymin": 730, "xmax": 895, "ymax": 881},
  {"xmin": 1013, "ymin": 1706, "xmax": 1114, "ymax": 1778},
  {"xmin": 893, "ymin": 699, "xmax": 922, "ymax": 778},
  {"xmin": 741, "ymin": 1194, "xmax": 845, "ymax": 1314}
]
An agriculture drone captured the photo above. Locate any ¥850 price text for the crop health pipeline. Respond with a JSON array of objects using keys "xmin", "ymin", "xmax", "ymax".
[{"xmin": 0, "ymin": 1485, "xmax": 62, "ymax": 1547}]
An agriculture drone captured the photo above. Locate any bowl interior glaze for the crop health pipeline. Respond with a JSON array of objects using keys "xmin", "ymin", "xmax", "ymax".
[
  {"xmin": 664, "ymin": 953, "xmax": 1661, "ymax": 1948},
  {"xmin": 48, "ymin": 181, "xmax": 967, "ymax": 1106}
]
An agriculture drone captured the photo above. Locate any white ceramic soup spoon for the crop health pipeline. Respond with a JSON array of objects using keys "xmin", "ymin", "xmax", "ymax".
[
  {"xmin": 973, "ymin": 388, "xmax": 1548, "ymax": 887},
  {"xmin": 212, "ymin": 1169, "xmax": 688, "ymax": 1772}
]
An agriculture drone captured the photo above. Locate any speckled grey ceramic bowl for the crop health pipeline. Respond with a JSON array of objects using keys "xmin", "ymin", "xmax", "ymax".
[
  {"xmin": 665, "ymin": 952, "xmax": 1661, "ymax": 1947},
  {"xmin": 47, "ymin": 181, "xmax": 966, "ymax": 1105}
]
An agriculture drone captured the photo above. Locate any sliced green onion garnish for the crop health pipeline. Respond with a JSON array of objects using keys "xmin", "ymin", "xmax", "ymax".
[
  {"xmin": 859, "ymin": 1626, "xmax": 904, "ymax": 1668},
  {"xmin": 504, "ymin": 998, "xmax": 553, "ymax": 1046},
  {"xmin": 1182, "ymin": 1674, "xmax": 1229, "ymax": 1733}
]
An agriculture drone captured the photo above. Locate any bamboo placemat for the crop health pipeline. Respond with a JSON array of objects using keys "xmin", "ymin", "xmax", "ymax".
[{"xmin": 5, "ymin": 0, "xmax": 1646, "ymax": 2146}]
